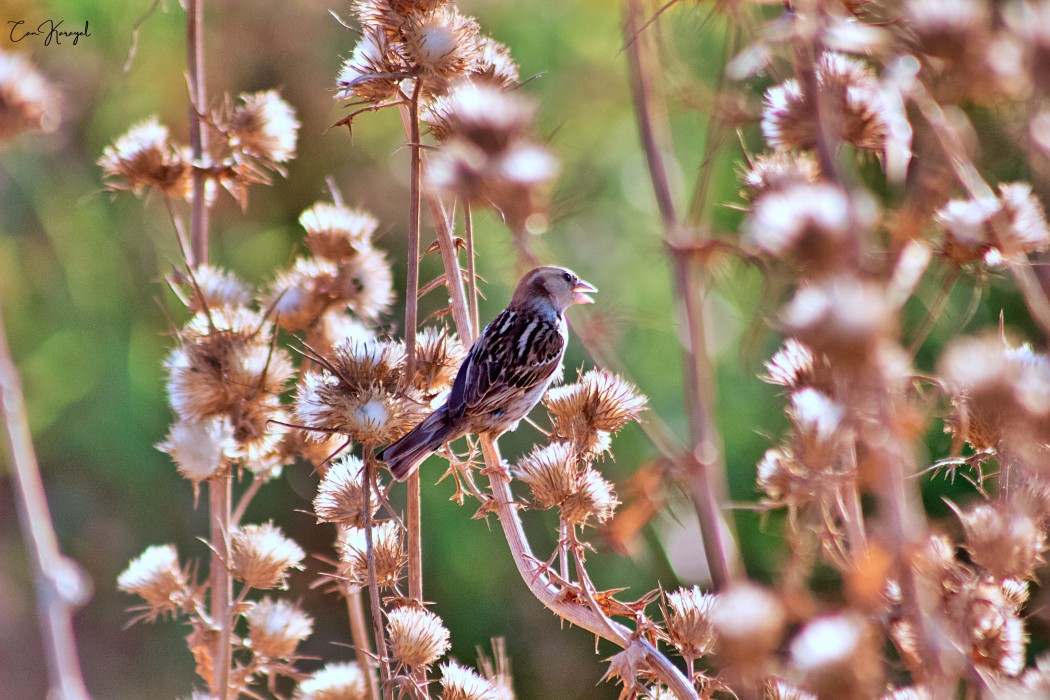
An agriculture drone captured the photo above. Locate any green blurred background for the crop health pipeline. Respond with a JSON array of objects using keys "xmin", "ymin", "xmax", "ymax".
[{"xmin": 1, "ymin": 0, "xmax": 1046, "ymax": 697}]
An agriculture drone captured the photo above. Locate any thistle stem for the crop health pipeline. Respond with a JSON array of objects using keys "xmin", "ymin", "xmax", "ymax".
[
  {"xmin": 363, "ymin": 451, "xmax": 393, "ymax": 700},
  {"xmin": 185, "ymin": 1, "xmax": 231, "ymax": 695},
  {"xmin": 0, "ymin": 292, "xmax": 91, "ymax": 700},
  {"xmin": 464, "ymin": 202, "xmax": 480, "ymax": 335},
  {"xmin": 347, "ymin": 590, "xmax": 380, "ymax": 700},
  {"xmin": 404, "ymin": 81, "xmax": 425, "ymax": 606},
  {"xmin": 623, "ymin": 0, "xmax": 737, "ymax": 590}
]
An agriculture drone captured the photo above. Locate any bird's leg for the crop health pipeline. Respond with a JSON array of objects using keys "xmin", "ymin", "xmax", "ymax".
[{"xmin": 478, "ymin": 434, "xmax": 511, "ymax": 479}]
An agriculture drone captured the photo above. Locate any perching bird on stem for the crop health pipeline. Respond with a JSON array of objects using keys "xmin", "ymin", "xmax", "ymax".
[{"xmin": 378, "ymin": 265, "xmax": 597, "ymax": 480}]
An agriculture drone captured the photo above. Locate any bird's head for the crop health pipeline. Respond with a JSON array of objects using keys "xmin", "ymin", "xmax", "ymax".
[{"xmin": 511, "ymin": 266, "xmax": 597, "ymax": 313}]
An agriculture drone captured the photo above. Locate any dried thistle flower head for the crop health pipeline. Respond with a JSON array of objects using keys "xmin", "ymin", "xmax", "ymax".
[
  {"xmin": 268, "ymin": 250, "xmax": 394, "ymax": 331},
  {"xmin": 245, "ymin": 596, "xmax": 314, "ymax": 659},
  {"xmin": 295, "ymin": 661, "xmax": 368, "ymax": 700},
  {"xmin": 764, "ymin": 678, "xmax": 817, "ymax": 700},
  {"xmin": 99, "ymin": 118, "xmax": 190, "ymax": 198},
  {"xmin": 331, "ymin": 247, "xmax": 395, "ymax": 319},
  {"xmin": 228, "ymin": 90, "xmax": 299, "ymax": 164},
  {"xmin": 440, "ymin": 660, "xmax": 500, "ymax": 700},
  {"xmin": 331, "ymin": 338, "xmax": 407, "ymax": 391},
  {"xmin": 789, "ymin": 614, "xmax": 881, "ymax": 699},
  {"xmin": 781, "ymin": 275, "xmax": 895, "ymax": 365},
  {"xmin": 426, "ymin": 94, "xmax": 560, "ymax": 232},
  {"xmin": 295, "ymin": 372, "xmax": 425, "ymax": 446},
  {"xmin": 788, "ymin": 388, "xmax": 848, "ymax": 462},
  {"xmin": 336, "ymin": 28, "xmax": 407, "ymax": 105},
  {"xmin": 307, "ymin": 311, "xmax": 377, "ymax": 352},
  {"xmin": 267, "ymin": 258, "xmax": 338, "ymax": 331},
  {"xmin": 762, "ymin": 338, "xmax": 822, "ymax": 390},
  {"xmin": 756, "ymin": 447, "xmax": 804, "ymax": 506},
  {"xmin": 387, "ymin": 606, "xmax": 451, "ymax": 668},
  {"xmin": 229, "ymin": 522, "xmax": 305, "ymax": 590},
  {"xmin": 300, "ymin": 202, "xmax": 378, "ymax": 261},
  {"xmin": 165, "ymin": 307, "xmax": 294, "ymax": 422},
  {"xmin": 967, "ymin": 580, "xmax": 1027, "ymax": 677},
  {"xmin": 762, "ymin": 53, "xmax": 887, "ymax": 154},
  {"xmin": 880, "ymin": 687, "xmax": 931, "ymax": 700},
  {"xmin": 424, "ymin": 81, "xmax": 535, "ymax": 149},
  {"xmin": 560, "ymin": 467, "xmax": 620, "ymax": 525},
  {"xmin": 939, "ymin": 335, "xmax": 1050, "ymax": 450},
  {"xmin": 958, "ymin": 501, "xmax": 1046, "ymax": 580},
  {"xmin": 314, "ymin": 454, "xmax": 378, "ymax": 527},
  {"xmin": 905, "ymin": 0, "xmax": 991, "ymax": 61},
  {"xmin": 156, "ymin": 417, "xmax": 236, "ymax": 483},
  {"xmin": 935, "ymin": 182, "xmax": 1050, "ymax": 265},
  {"xmin": 0, "ymin": 50, "xmax": 59, "ymax": 139},
  {"xmin": 171, "ymin": 264, "xmax": 253, "ymax": 312},
  {"xmin": 413, "ymin": 327, "xmax": 466, "ymax": 396},
  {"xmin": 740, "ymin": 151, "xmax": 820, "ymax": 201},
  {"xmin": 337, "ymin": 521, "xmax": 406, "ymax": 590},
  {"xmin": 543, "ymin": 369, "xmax": 647, "ymax": 456},
  {"xmin": 744, "ymin": 183, "xmax": 862, "ymax": 273},
  {"xmin": 514, "ymin": 441, "xmax": 579, "ymax": 509},
  {"xmin": 710, "ymin": 583, "xmax": 786, "ymax": 665},
  {"xmin": 472, "ymin": 37, "xmax": 520, "ymax": 87},
  {"xmin": 402, "ymin": 7, "xmax": 481, "ymax": 84},
  {"xmin": 663, "ymin": 586, "xmax": 717, "ymax": 661},
  {"xmin": 117, "ymin": 544, "xmax": 192, "ymax": 618}
]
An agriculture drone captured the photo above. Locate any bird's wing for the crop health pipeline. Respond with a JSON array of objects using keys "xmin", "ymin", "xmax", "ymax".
[{"xmin": 448, "ymin": 309, "xmax": 565, "ymax": 418}]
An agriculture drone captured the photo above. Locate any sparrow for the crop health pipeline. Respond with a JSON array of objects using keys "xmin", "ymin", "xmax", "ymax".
[{"xmin": 378, "ymin": 265, "xmax": 597, "ymax": 480}]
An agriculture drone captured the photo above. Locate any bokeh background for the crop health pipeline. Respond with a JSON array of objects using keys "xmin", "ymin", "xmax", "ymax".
[{"xmin": 1, "ymin": 0, "xmax": 1045, "ymax": 697}]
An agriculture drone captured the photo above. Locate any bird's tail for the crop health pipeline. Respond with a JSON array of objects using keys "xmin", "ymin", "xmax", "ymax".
[{"xmin": 376, "ymin": 407, "xmax": 457, "ymax": 481}]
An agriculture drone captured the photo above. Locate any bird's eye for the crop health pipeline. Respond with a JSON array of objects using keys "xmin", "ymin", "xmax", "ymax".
[{"xmin": 562, "ymin": 271, "xmax": 572, "ymax": 283}]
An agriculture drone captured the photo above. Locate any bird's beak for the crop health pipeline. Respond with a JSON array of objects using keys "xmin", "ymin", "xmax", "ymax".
[{"xmin": 572, "ymin": 279, "xmax": 597, "ymax": 305}]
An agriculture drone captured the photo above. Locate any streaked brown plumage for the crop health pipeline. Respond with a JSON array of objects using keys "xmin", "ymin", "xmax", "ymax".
[{"xmin": 377, "ymin": 266, "xmax": 596, "ymax": 480}]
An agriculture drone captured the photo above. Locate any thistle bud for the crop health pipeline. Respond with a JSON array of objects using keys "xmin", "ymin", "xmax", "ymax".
[
  {"xmin": 789, "ymin": 614, "xmax": 881, "ymax": 699},
  {"xmin": 740, "ymin": 151, "xmax": 820, "ymax": 202},
  {"xmin": 228, "ymin": 90, "xmax": 299, "ymax": 164},
  {"xmin": 440, "ymin": 660, "xmax": 500, "ymax": 700},
  {"xmin": 337, "ymin": 521, "xmax": 406, "ymax": 590},
  {"xmin": 762, "ymin": 53, "xmax": 888, "ymax": 154},
  {"xmin": 245, "ymin": 597, "xmax": 314, "ymax": 659},
  {"xmin": 314, "ymin": 454, "xmax": 378, "ymax": 527},
  {"xmin": 156, "ymin": 417, "xmax": 235, "ymax": 483},
  {"xmin": 99, "ymin": 118, "xmax": 190, "ymax": 198},
  {"xmin": 387, "ymin": 606, "xmax": 451, "ymax": 668},
  {"xmin": 710, "ymin": 583, "xmax": 786, "ymax": 666},
  {"xmin": 958, "ymin": 501, "xmax": 1046, "ymax": 580},
  {"xmin": 295, "ymin": 661, "xmax": 368, "ymax": 700},
  {"xmin": 663, "ymin": 586, "xmax": 717, "ymax": 661},
  {"xmin": 117, "ymin": 544, "xmax": 192, "ymax": 617},
  {"xmin": 229, "ymin": 522, "xmax": 305, "ymax": 590},
  {"xmin": 0, "ymin": 50, "xmax": 59, "ymax": 139},
  {"xmin": 300, "ymin": 202, "xmax": 378, "ymax": 262},
  {"xmin": 560, "ymin": 467, "xmax": 619, "ymax": 526},
  {"xmin": 543, "ymin": 369, "xmax": 647, "ymax": 456}
]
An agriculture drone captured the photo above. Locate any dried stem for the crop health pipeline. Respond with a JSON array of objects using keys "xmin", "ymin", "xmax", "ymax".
[
  {"xmin": 346, "ymin": 589, "xmax": 380, "ymax": 700},
  {"xmin": 402, "ymin": 82, "xmax": 425, "ymax": 606},
  {"xmin": 231, "ymin": 475, "xmax": 263, "ymax": 527},
  {"xmin": 186, "ymin": 0, "xmax": 208, "ymax": 267},
  {"xmin": 868, "ymin": 397, "xmax": 948, "ymax": 686},
  {"xmin": 623, "ymin": 0, "xmax": 736, "ymax": 589},
  {"xmin": 464, "ymin": 202, "xmax": 480, "ymax": 335},
  {"xmin": 185, "ymin": 0, "xmax": 233, "ymax": 695},
  {"xmin": 363, "ymin": 451, "xmax": 393, "ymax": 700},
  {"xmin": 0, "ymin": 293, "xmax": 91, "ymax": 700}
]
